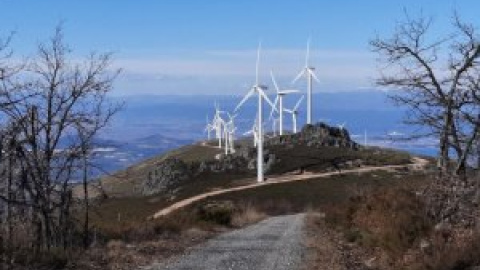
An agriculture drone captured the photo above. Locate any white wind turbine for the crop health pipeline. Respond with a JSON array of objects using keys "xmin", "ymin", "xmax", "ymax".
[
  {"xmin": 204, "ymin": 115, "xmax": 214, "ymax": 140},
  {"xmin": 224, "ymin": 113, "xmax": 237, "ymax": 154},
  {"xmin": 244, "ymin": 114, "xmax": 259, "ymax": 147},
  {"xmin": 283, "ymin": 95, "xmax": 304, "ymax": 133},
  {"xmin": 338, "ymin": 122, "xmax": 347, "ymax": 130},
  {"xmin": 271, "ymin": 117, "xmax": 279, "ymax": 136},
  {"xmin": 213, "ymin": 103, "xmax": 226, "ymax": 148},
  {"xmin": 364, "ymin": 129, "xmax": 368, "ymax": 146},
  {"xmin": 228, "ymin": 126, "xmax": 237, "ymax": 154},
  {"xmin": 293, "ymin": 38, "xmax": 320, "ymax": 125},
  {"xmin": 270, "ymin": 71, "xmax": 299, "ymax": 135},
  {"xmin": 235, "ymin": 42, "xmax": 276, "ymax": 183},
  {"xmin": 244, "ymin": 128, "xmax": 258, "ymax": 147}
]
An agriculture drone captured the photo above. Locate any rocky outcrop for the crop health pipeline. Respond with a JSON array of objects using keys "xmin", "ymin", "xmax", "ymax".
[
  {"xmin": 142, "ymin": 157, "xmax": 195, "ymax": 195},
  {"xmin": 265, "ymin": 123, "xmax": 358, "ymax": 149},
  {"xmin": 141, "ymin": 122, "xmax": 359, "ymax": 195},
  {"xmin": 141, "ymin": 155, "xmax": 252, "ymax": 195}
]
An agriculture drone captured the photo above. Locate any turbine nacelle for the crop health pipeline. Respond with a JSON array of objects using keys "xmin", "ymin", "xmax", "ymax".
[{"xmin": 255, "ymin": 84, "xmax": 268, "ymax": 91}]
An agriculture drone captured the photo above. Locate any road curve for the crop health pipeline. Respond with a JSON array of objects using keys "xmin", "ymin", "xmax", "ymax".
[
  {"xmin": 151, "ymin": 157, "xmax": 429, "ymax": 219},
  {"xmin": 143, "ymin": 214, "xmax": 306, "ymax": 270}
]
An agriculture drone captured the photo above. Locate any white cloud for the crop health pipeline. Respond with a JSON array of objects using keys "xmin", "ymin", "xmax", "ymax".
[{"xmin": 112, "ymin": 48, "xmax": 377, "ymax": 95}]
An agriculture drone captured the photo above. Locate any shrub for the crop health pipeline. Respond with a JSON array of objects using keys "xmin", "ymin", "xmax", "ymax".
[
  {"xmin": 196, "ymin": 200, "xmax": 236, "ymax": 226},
  {"xmin": 325, "ymin": 187, "xmax": 431, "ymax": 255}
]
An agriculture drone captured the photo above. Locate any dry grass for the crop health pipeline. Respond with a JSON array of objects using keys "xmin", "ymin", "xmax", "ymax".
[
  {"xmin": 231, "ymin": 203, "xmax": 268, "ymax": 227},
  {"xmin": 49, "ymin": 201, "xmax": 267, "ymax": 270},
  {"xmin": 416, "ymin": 230, "xmax": 480, "ymax": 270},
  {"xmin": 311, "ymin": 174, "xmax": 480, "ymax": 270},
  {"xmin": 304, "ymin": 213, "xmax": 359, "ymax": 270}
]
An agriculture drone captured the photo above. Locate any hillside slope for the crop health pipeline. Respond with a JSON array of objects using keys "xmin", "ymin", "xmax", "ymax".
[
  {"xmin": 82, "ymin": 123, "xmax": 412, "ymax": 199},
  {"xmin": 77, "ymin": 123, "xmax": 423, "ymax": 231}
]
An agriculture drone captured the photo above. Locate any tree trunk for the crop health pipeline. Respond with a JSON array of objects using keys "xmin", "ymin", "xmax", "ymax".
[
  {"xmin": 439, "ymin": 111, "xmax": 452, "ymax": 176},
  {"xmin": 83, "ymin": 153, "xmax": 89, "ymax": 249}
]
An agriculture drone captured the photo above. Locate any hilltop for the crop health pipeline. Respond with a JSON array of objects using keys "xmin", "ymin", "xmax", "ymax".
[
  {"xmin": 83, "ymin": 122, "xmax": 413, "ymax": 198},
  {"xmin": 80, "ymin": 122, "xmax": 419, "ymax": 225}
]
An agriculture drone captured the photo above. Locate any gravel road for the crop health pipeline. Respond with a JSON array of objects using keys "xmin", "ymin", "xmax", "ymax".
[{"xmin": 143, "ymin": 214, "xmax": 306, "ymax": 270}]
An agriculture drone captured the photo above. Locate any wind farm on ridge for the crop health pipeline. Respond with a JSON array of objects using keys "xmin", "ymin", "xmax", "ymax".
[{"xmin": 204, "ymin": 39, "xmax": 334, "ymax": 183}]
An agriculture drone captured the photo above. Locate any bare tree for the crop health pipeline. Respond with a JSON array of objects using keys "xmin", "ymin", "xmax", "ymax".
[
  {"xmin": 371, "ymin": 11, "xmax": 480, "ymax": 178},
  {"xmin": 0, "ymin": 31, "xmax": 32, "ymax": 268},
  {"xmin": 0, "ymin": 26, "xmax": 122, "ymax": 254}
]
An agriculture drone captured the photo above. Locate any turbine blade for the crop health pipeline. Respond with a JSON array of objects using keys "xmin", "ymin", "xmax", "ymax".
[
  {"xmin": 259, "ymin": 89, "xmax": 276, "ymax": 109},
  {"xmin": 292, "ymin": 70, "xmax": 305, "ymax": 84},
  {"xmin": 269, "ymin": 96, "xmax": 279, "ymax": 119},
  {"xmin": 256, "ymin": 41, "xmax": 262, "ymax": 85},
  {"xmin": 306, "ymin": 37, "xmax": 311, "ymax": 67},
  {"xmin": 244, "ymin": 130, "xmax": 253, "ymax": 136},
  {"xmin": 294, "ymin": 95, "xmax": 304, "ymax": 110},
  {"xmin": 310, "ymin": 70, "xmax": 320, "ymax": 83},
  {"xmin": 279, "ymin": 90, "xmax": 300, "ymax": 95},
  {"xmin": 235, "ymin": 88, "xmax": 255, "ymax": 112},
  {"xmin": 270, "ymin": 70, "xmax": 280, "ymax": 92},
  {"xmin": 283, "ymin": 109, "xmax": 294, "ymax": 114}
]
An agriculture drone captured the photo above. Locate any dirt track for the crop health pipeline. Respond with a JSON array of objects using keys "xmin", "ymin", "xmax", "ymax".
[{"xmin": 151, "ymin": 157, "xmax": 428, "ymax": 219}]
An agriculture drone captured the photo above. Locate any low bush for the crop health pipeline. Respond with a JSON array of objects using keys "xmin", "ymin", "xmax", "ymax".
[
  {"xmin": 325, "ymin": 187, "xmax": 431, "ymax": 255},
  {"xmin": 195, "ymin": 200, "xmax": 236, "ymax": 226}
]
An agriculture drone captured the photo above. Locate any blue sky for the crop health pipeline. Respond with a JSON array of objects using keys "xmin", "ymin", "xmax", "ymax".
[{"xmin": 1, "ymin": 0, "xmax": 479, "ymax": 95}]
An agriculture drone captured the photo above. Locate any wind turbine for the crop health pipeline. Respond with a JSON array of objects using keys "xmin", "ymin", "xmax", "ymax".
[
  {"xmin": 283, "ymin": 95, "xmax": 304, "ymax": 133},
  {"xmin": 270, "ymin": 71, "xmax": 299, "ymax": 135},
  {"xmin": 364, "ymin": 129, "xmax": 368, "ymax": 146},
  {"xmin": 235, "ymin": 42, "xmax": 275, "ymax": 183},
  {"xmin": 204, "ymin": 115, "xmax": 214, "ymax": 140},
  {"xmin": 213, "ymin": 102, "xmax": 226, "ymax": 148},
  {"xmin": 244, "ymin": 114, "xmax": 259, "ymax": 147},
  {"xmin": 293, "ymin": 38, "xmax": 320, "ymax": 125},
  {"xmin": 272, "ymin": 117, "xmax": 279, "ymax": 136},
  {"xmin": 228, "ymin": 127, "xmax": 237, "ymax": 154},
  {"xmin": 224, "ymin": 113, "xmax": 237, "ymax": 154}
]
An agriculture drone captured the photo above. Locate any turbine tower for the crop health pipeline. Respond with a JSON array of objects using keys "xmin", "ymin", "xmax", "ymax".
[
  {"xmin": 283, "ymin": 95, "xmax": 304, "ymax": 133},
  {"xmin": 244, "ymin": 114, "xmax": 259, "ymax": 147},
  {"xmin": 293, "ymin": 38, "xmax": 319, "ymax": 125},
  {"xmin": 364, "ymin": 129, "xmax": 368, "ymax": 146},
  {"xmin": 213, "ymin": 103, "xmax": 226, "ymax": 148},
  {"xmin": 270, "ymin": 71, "xmax": 299, "ymax": 135},
  {"xmin": 228, "ymin": 127, "xmax": 237, "ymax": 154},
  {"xmin": 272, "ymin": 117, "xmax": 279, "ymax": 136},
  {"xmin": 224, "ymin": 113, "xmax": 237, "ymax": 154},
  {"xmin": 235, "ymin": 42, "xmax": 275, "ymax": 183}
]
